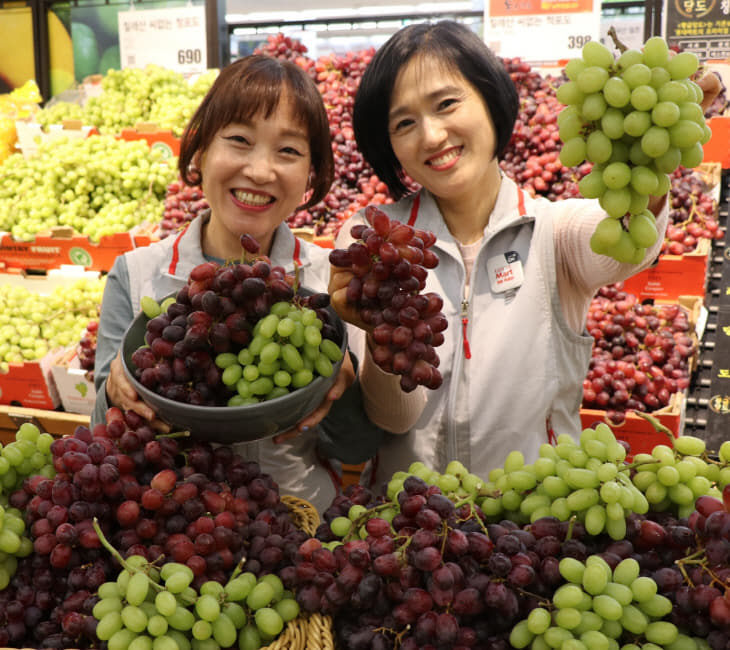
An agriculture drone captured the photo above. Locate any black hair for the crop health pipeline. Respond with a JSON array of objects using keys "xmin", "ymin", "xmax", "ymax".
[
  {"xmin": 179, "ymin": 55, "xmax": 334, "ymax": 209},
  {"xmin": 353, "ymin": 21, "xmax": 519, "ymax": 199}
]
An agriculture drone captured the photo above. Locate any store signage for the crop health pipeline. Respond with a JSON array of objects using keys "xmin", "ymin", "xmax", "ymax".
[
  {"xmin": 483, "ymin": 0, "xmax": 602, "ymax": 64},
  {"xmin": 118, "ymin": 5, "xmax": 207, "ymax": 76},
  {"xmin": 663, "ymin": 0, "xmax": 730, "ymax": 61}
]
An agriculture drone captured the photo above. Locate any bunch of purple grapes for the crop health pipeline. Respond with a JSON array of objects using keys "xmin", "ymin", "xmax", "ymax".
[
  {"xmin": 131, "ymin": 234, "xmax": 336, "ymax": 406},
  {"xmin": 329, "ymin": 206, "xmax": 447, "ymax": 392}
]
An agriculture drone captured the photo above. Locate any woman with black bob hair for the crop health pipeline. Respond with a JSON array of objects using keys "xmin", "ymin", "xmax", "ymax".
[
  {"xmin": 330, "ymin": 21, "xmax": 720, "ymax": 487},
  {"xmin": 353, "ymin": 21, "xmax": 519, "ymax": 200}
]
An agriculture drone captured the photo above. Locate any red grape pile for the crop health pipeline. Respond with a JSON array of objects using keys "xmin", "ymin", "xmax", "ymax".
[
  {"xmin": 253, "ymin": 32, "xmax": 313, "ymax": 74},
  {"xmin": 582, "ymin": 284, "xmax": 697, "ymax": 423},
  {"xmin": 131, "ymin": 239, "xmax": 341, "ymax": 406},
  {"xmin": 158, "ymin": 178, "xmax": 209, "ymax": 239},
  {"xmin": 290, "ymin": 47, "xmax": 395, "ymax": 237},
  {"xmin": 0, "ymin": 406, "xmax": 311, "ymax": 648},
  {"xmin": 329, "ymin": 206, "xmax": 447, "ymax": 392},
  {"xmin": 500, "ymin": 57, "xmax": 589, "ymax": 202},
  {"xmin": 663, "ymin": 166, "xmax": 723, "ymax": 255},
  {"xmin": 76, "ymin": 319, "xmax": 98, "ymax": 382}
]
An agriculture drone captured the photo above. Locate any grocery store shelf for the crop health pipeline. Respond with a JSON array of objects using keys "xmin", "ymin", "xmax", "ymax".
[{"xmin": 684, "ymin": 168, "xmax": 730, "ymax": 450}]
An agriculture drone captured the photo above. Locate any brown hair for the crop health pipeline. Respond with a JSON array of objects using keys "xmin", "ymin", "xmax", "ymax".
[{"xmin": 179, "ymin": 55, "xmax": 334, "ymax": 209}]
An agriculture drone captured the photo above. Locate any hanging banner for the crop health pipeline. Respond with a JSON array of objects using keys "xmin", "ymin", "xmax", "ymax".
[
  {"xmin": 118, "ymin": 5, "xmax": 207, "ymax": 75},
  {"xmin": 483, "ymin": 0, "xmax": 602, "ymax": 64},
  {"xmin": 664, "ymin": 0, "xmax": 730, "ymax": 62}
]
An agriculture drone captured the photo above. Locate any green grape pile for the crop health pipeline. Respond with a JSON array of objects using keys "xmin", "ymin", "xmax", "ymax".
[
  {"xmin": 0, "ymin": 422, "xmax": 55, "ymax": 588},
  {"xmin": 0, "ymin": 275, "xmax": 106, "ymax": 366},
  {"xmin": 510, "ymin": 554, "xmax": 689, "ymax": 650},
  {"xmin": 477, "ymin": 424, "xmax": 725, "ymax": 537},
  {"xmin": 36, "ymin": 66, "xmax": 218, "ymax": 137},
  {"xmin": 217, "ymin": 300, "xmax": 344, "ymax": 406},
  {"xmin": 0, "ymin": 134, "xmax": 176, "ymax": 241},
  {"xmin": 94, "ymin": 552, "xmax": 300, "ymax": 650},
  {"xmin": 556, "ymin": 37, "xmax": 711, "ymax": 263}
]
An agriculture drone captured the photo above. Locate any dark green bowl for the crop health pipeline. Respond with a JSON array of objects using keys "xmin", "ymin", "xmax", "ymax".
[{"xmin": 121, "ymin": 289, "xmax": 347, "ymax": 443}]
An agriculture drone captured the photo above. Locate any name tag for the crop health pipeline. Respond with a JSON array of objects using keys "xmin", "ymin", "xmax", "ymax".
[{"xmin": 487, "ymin": 251, "xmax": 524, "ymax": 294}]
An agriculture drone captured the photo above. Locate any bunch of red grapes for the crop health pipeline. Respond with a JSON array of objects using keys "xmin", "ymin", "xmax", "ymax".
[
  {"xmin": 582, "ymin": 284, "xmax": 696, "ymax": 423},
  {"xmin": 329, "ymin": 206, "xmax": 446, "ymax": 392},
  {"xmin": 76, "ymin": 319, "xmax": 98, "ymax": 382},
  {"xmin": 158, "ymin": 178, "xmax": 209, "ymax": 239},
  {"xmin": 1, "ymin": 407, "xmax": 307, "ymax": 648},
  {"xmin": 662, "ymin": 166, "xmax": 722, "ymax": 255},
  {"xmin": 131, "ymin": 234, "xmax": 337, "ymax": 406}
]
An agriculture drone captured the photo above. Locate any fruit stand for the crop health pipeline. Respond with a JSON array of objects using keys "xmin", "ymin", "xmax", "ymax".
[{"xmin": 0, "ymin": 28, "xmax": 729, "ymax": 650}]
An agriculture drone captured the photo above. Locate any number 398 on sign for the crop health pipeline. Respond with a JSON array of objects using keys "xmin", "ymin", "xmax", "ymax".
[{"xmin": 568, "ymin": 35, "xmax": 592, "ymax": 49}]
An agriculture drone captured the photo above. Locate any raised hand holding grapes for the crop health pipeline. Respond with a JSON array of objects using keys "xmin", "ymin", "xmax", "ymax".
[{"xmin": 557, "ymin": 37, "xmax": 722, "ymax": 262}]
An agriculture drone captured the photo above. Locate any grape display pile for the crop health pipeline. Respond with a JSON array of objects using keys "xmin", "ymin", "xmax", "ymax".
[
  {"xmin": 0, "ymin": 409, "xmax": 312, "ymax": 649},
  {"xmin": 306, "ymin": 425, "xmax": 730, "ymax": 649},
  {"xmin": 556, "ymin": 38, "xmax": 711, "ymax": 262}
]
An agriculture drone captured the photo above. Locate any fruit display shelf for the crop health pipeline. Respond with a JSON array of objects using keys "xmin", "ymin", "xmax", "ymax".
[
  {"xmin": 684, "ymin": 167, "xmax": 730, "ymax": 449},
  {"xmin": 0, "ymin": 268, "xmax": 104, "ymax": 410},
  {"xmin": 580, "ymin": 292, "xmax": 704, "ymax": 457}
]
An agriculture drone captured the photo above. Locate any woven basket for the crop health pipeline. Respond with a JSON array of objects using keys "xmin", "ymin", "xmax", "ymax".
[{"xmin": 261, "ymin": 495, "xmax": 335, "ymax": 650}]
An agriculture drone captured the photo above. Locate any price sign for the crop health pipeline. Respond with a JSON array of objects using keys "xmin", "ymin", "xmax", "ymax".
[
  {"xmin": 118, "ymin": 5, "xmax": 207, "ymax": 76},
  {"xmin": 484, "ymin": 0, "xmax": 602, "ymax": 64}
]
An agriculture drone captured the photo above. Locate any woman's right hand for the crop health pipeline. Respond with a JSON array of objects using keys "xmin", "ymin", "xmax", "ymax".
[
  {"xmin": 106, "ymin": 351, "xmax": 170, "ymax": 432},
  {"xmin": 328, "ymin": 264, "xmax": 373, "ymax": 332}
]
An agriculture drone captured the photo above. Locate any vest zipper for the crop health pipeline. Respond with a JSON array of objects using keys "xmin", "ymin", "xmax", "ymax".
[{"xmin": 461, "ymin": 298, "xmax": 472, "ymax": 359}]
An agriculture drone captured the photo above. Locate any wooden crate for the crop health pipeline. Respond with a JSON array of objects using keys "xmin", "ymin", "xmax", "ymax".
[{"xmin": 0, "ymin": 404, "xmax": 89, "ymax": 445}]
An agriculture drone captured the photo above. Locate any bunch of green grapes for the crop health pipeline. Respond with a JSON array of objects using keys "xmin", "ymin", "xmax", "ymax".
[
  {"xmin": 557, "ymin": 37, "xmax": 711, "ymax": 263},
  {"xmin": 0, "ymin": 423, "xmax": 55, "ymax": 588},
  {"xmin": 478, "ymin": 424, "xmax": 642, "ymax": 538},
  {"xmin": 630, "ymin": 435, "xmax": 726, "ymax": 517},
  {"xmin": 510, "ymin": 554, "xmax": 703, "ymax": 650},
  {"xmin": 95, "ymin": 556, "xmax": 300, "ymax": 650},
  {"xmin": 215, "ymin": 300, "xmax": 344, "ymax": 407}
]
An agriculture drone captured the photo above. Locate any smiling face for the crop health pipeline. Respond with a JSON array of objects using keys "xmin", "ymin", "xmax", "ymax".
[
  {"xmin": 197, "ymin": 91, "xmax": 311, "ymax": 260},
  {"xmin": 388, "ymin": 55, "xmax": 501, "ymax": 206}
]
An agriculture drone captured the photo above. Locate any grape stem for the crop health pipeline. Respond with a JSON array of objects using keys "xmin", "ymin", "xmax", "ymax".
[
  {"xmin": 633, "ymin": 411, "xmax": 676, "ymax": 445},
  {"xmin": 606, "ymin": 26, "xmax": 629, "ymax": 53},
  {"xmin": 91, "ymin": 517, "xmax": 165, "ymax": 595},
  {"xmin": 229, "ymin": 554, "xmax": 248, "ymax": 581}
]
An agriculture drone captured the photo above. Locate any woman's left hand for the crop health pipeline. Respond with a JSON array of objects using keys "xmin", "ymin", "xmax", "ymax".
[
  {"xmin": 698, "ymin": 70, "xmax": 722, "ymax": 114},
  {"xmin": 273, "ymin": 350, "xmax": 356, "ymax": 443}
]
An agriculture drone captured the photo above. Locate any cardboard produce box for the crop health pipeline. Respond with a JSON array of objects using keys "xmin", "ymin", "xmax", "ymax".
[
  {"xmin": 51, "ymin": 347, "xmax": 96, "ymax": 416},
  {"xmin": 0, "ymin": 226, "xmax": 152, "ymax": 273},
  {"xmin": 0, "ymin": 267, "xmax": 103, "ymax": 410},
  {"xmin": 580, "ymin": 391, "xmax": 686, "ymax": 459}
]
